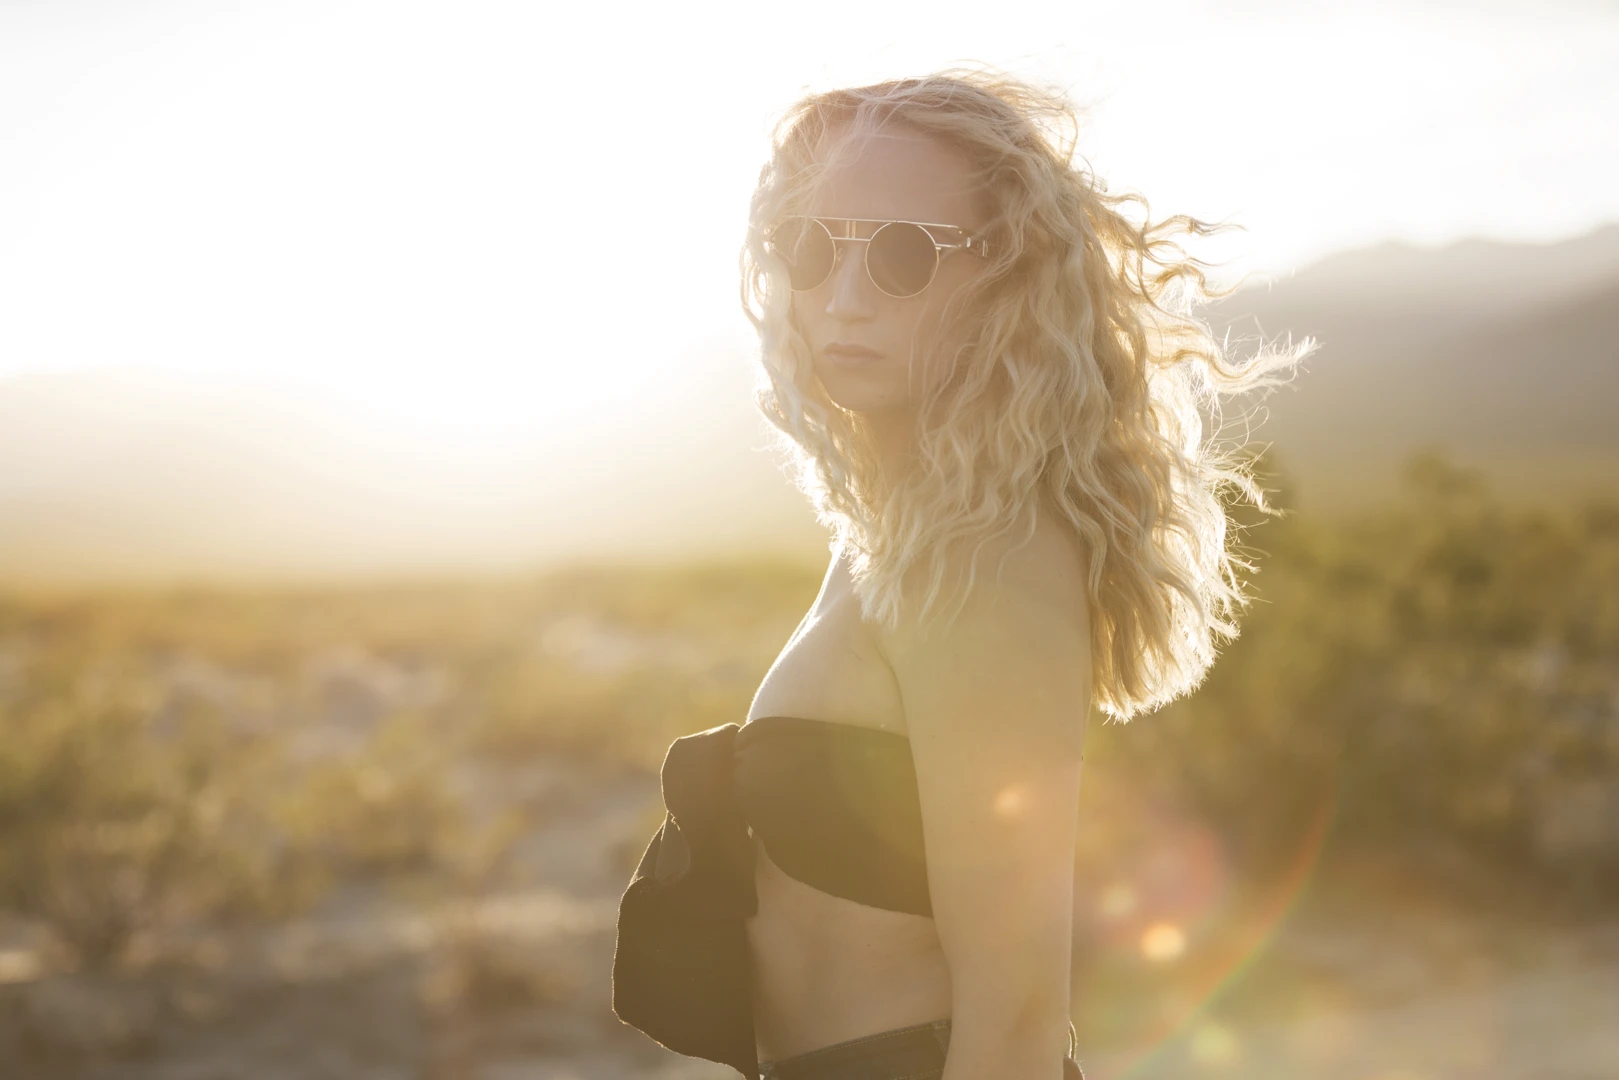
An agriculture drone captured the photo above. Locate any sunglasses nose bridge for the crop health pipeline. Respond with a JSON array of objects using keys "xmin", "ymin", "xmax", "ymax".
[
  {"xmin": 823, "ymin": 235, "xmax": 878, "ymax": 314},
  {"xmin": 860, "ymin": 223, "xmax": 890, "ymax": 297}
]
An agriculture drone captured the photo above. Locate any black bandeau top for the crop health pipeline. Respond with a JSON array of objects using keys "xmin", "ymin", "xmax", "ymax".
[{"xmin": 611, "ymin": 717, "xmax": 929, "ymax": 1080}]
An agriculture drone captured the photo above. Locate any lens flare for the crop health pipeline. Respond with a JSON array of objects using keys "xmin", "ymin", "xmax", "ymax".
[
  {"xmin": 993, "ymin": 783, "xmax": 1028, "ymax": 817},
  {"xmin": 1090, "ymin": 765, "xmax": 1342, "ymax": 1080},
  {"xmin": 1141, "ymin": 922, "xmax": 1187, "ymax": 962},
  {"xmin": 1189, "ymin": 1021, "xmax": 1241, "ymax": 1067},
  {"xmin": 1099, "ymin": 882, "xmax": 1138, "ymax": 920}
]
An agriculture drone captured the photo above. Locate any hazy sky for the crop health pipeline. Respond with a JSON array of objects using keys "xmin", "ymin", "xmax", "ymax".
[{"xmin": 3, "ymin": 0, "xmax": 1617, "ymax": 452}]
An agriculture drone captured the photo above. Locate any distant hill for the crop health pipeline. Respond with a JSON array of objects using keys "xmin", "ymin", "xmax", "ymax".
[
  {"xmin": 1, "ymin": 226, "xmax": 1615, "ymax": 587},
  {"xmin": 1209, "ymin": 225, "xmax": 1619, "ymax": 510},
  {"xmin": 0, "ymin": 365, "xmax": 824, "ymax": 588}
]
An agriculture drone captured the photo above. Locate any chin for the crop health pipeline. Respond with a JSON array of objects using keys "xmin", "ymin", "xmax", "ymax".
[{"xmin": 814, "ymin": 361, "xmax": 910, "ymax": 416}]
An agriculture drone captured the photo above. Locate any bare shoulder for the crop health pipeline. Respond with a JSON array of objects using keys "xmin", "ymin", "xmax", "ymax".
[
  {"xmin": 971, "ymin": 510, "xmax": 1089, "ymax": 618},
  {"xmin": 873, "ymin": 511, "xmax": 1092, "ymax": 748},
  {"xmin": 878, "ymin": 511, "xmax": 1091, "ymax": 655}
]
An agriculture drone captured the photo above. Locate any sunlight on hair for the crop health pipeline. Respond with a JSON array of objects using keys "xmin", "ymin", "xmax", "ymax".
[
  {"xmin": 1140, "ymin": 921, "xmax": 1186, "ymax": 962},
  {"xmin": 741, "ymin": 70, "xmax": 1317, "ymax": 721}
]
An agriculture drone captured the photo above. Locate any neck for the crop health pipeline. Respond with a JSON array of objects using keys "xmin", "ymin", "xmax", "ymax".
[{"xmin": 860, "ymin": 410, "xmax": 920, "ymax": 490}]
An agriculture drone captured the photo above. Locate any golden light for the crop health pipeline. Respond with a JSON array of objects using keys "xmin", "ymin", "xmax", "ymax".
[
  {"xmin": 1099, "ymin": 881, "xmax": 1138, "ymax": 920},
  {"xmin": 0, "ymin": 950, "xmax": 41, "ymax": 985},
  {"xmin": 357, "ymin": 766, "xmax": 396, "ymax": 804},
  {"xmin": 1189, "ymin": 1021, "xmax": 1241, "ymax": 1068},
  {"xmin": 1140, "ymin": 921, "xmax": 1187, "ymax": 962},
  {"xmin": 4, "ymin": 5, "xmax": 1617, "ymax": 581},
  {"xmin": 1287, "ymin": 1006, "xmax": 1357, "ymax": 1063},
  {"xmin": 993, "ymin": 784, "xmax": 1028, "ymax": 817}
]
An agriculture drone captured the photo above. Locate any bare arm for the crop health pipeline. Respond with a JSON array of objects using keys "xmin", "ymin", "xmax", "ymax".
[{"xmin": 876, "ymin": 523, "xmax": 1092, "ymax": 1080}]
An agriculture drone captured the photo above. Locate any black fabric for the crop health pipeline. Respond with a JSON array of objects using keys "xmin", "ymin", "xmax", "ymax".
[
  {"xmin": 758, "ymin": 1017, "xmax": 1087, "ymax": 1080},
  {"xmin": 612, "ymin": 722, "xmax": 761, "ymax": 1079},
  {"xmin": 734, "ymin": 716, "xmax": 930, "ymax": 916},
  {"xmin": 611, "ymin": 716, "xmax": 933, "ymax": 1079}
]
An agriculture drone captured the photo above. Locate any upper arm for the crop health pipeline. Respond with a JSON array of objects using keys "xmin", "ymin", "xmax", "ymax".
[{"xmin": 874, "ymin": 521, "xmax": 1092, "ymax": 1029}]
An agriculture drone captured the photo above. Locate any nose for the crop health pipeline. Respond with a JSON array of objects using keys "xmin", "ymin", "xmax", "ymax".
[{"xmin": 823, "ymin": 239, "xmax": 875, "ymax": 321}]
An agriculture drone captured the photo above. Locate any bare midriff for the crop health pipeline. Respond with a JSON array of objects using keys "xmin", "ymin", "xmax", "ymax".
[
  {"xmin": 746, "ymin": 830, "xmax": 952, "ymax": 1063},
  {"xmin": 744, "ymin": 543, "xmax": 955, "ymax": 1062}
]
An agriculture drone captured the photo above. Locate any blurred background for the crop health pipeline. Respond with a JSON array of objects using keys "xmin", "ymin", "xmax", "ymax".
[{"xmin": 1, "ymin": 1, "xmax": 1616, "ymax": 1078}]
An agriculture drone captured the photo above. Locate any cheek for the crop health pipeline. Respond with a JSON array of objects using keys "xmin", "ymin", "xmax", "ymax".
[
  {"xmin": 786, "ymin": 294, "xmax": 819, "ymax": 345},
  {"xmin": 911, "ymin": 278, "xmax": 979, "ymax": 365}
]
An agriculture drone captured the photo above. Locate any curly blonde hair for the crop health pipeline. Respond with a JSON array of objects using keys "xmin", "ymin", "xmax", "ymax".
[{"xmin": 739, "ymin": 68, "xmax": 1314, "ymax": 722}]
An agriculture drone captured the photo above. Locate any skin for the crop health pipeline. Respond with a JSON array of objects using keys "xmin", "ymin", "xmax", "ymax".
[
  {"xmin": 746, "ymin": 125, "xmax": 1093, "ymax": 1080},
  {"xmin": 790, "ymin": 124, "xmax": 989, "ymax": 477}
]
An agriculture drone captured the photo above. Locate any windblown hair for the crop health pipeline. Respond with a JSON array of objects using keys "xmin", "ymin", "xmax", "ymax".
[{"xmin": 740, "ymin": 68, "xmax": 1314, "ymax": 721}]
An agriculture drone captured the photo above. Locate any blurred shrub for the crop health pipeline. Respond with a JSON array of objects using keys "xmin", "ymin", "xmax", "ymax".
[
  {"xmin": 471, "ymin": 653, "xmax": 756, "ymax": 772},
  {"xmin": 2, "ymin": 463, "xmax": 1614, "ymax": 953},
  {"xmin": 275, "ymin": 712, "xmax": 467, "ymax": 874},
  {"xmin": 1095, "ymin": 449, "xmax": 1619, "ymax": 898},
  {"xmin": 0, "ymin": 656, "xmax": 321, "ymax": 967}
]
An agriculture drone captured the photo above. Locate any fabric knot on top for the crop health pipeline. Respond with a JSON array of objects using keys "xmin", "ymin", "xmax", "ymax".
[{"xmin": 611, "ymin": 717, "xmax": 930, "ymax": 1079}]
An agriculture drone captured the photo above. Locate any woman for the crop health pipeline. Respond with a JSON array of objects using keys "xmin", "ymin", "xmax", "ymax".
[{"xmin": 613, "ymin": 69, "xmax": 1308, "ymax": 1080}]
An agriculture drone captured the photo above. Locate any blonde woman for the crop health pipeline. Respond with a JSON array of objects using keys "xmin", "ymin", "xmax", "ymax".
[{"xmin": 612, "ymin": 69, "xmax": 1308, "ymax": 1080}]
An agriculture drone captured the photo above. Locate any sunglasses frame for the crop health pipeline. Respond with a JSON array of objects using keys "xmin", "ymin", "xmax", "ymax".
[{"xmin": 768, "ymin": 216, "xmax": 994, "ymax": 299}]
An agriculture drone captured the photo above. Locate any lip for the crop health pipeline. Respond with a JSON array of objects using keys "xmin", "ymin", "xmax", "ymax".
[{"xmin": 822, "ymin": 342, "xmax": 883, "ymax": 364}]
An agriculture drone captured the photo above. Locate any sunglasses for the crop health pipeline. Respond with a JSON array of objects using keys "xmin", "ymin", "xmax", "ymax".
[{"xmin": 765, "ymin": 216, "xmax": 992, "ymax": 299}]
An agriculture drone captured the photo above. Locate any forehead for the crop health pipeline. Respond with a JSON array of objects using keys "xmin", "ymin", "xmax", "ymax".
[{"xmin": 807, "ymin": 123, "xmax": 983, "ymax": 229}]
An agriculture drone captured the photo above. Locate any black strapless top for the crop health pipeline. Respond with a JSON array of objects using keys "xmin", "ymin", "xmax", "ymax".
[{"xmin": 611, "ymin": 716, "xmax": 929, "ymax": 1079}]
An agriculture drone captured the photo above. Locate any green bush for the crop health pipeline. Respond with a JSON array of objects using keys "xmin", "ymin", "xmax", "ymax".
[
  {"xmin": 2, "ymin": 457, "xmax": 1614, "ymax": 953},
  {"xmin": 1095, "ymin": 450, "xmax": 1619, "ymax": 893},
  {"xmin": 275, "ymin": 712, "xmax": 467, "ymax": 875},
  {"xmin": 0, "ymin": 657, "xmax": 319, "ymax": 966}
]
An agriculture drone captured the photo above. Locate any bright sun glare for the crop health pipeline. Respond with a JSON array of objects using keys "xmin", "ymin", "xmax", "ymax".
[
  {"xmin": 0, "ymin": 0, "xmax": 1616, "ymax": 576},
  {"xmin": 4, "ymin": 3, "xmax": 1616, "ymax": 421}
]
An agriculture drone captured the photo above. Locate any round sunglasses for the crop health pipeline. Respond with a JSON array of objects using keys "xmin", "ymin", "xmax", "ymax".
[{"xmin": 766, "ymin": 216, "xmax": 992, "ymax": 299}]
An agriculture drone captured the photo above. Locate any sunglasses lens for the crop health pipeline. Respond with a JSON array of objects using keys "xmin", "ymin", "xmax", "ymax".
[
  {"xmin": 867, "ymin": 222, "xmax": 938, "ymax": 297},
  {"xmin": 768, "ymin": 218, "xmax": 835, "ymax": 291}
]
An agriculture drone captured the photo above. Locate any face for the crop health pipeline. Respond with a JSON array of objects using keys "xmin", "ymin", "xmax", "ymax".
[{"xmin": 790, "ymin": 125, "xmax": 988, "ymax": 419}]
